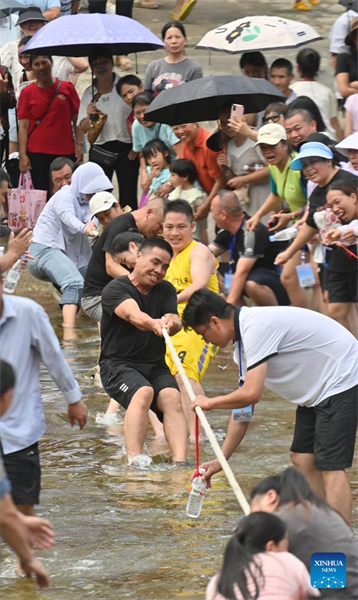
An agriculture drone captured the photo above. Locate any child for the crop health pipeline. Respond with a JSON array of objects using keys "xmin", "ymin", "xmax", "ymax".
[
  {"xmin": 116, "ymin": 74, "xmax": 143, "ymax": 138},
  {"xmin": 142, "ymin": 139, "xmax": 171, "ymax": 199},
  {"xmin": 269, "ymin": 58, "xmax": 296, "ymax": 105},
  {"xmin": 344, "ymin": 93, "xmax": 358, "ymax": 137},
  {"xmin": 168, "ymin": 158, "xmax": 208, "ymax": 243},
  {"xmin": 131, "ymin": 91, "xmax": 181, "ymax": 195}
]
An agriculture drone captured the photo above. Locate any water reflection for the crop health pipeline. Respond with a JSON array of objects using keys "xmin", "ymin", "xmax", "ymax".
[{"xmin": 1, "ymin": 280, "xmax": 357, "ymax": 599}]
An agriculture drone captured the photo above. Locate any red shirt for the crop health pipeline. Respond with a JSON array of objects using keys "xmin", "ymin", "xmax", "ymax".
[
  {"xmin": 181, "ymin": 126, "xmax": 222, "ymax": 194},
  {"xmin": 17, "ymin": 79, "xmax": 80, "ymax": 155}
]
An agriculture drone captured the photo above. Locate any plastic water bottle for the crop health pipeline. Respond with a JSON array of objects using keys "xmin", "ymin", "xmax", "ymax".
[
  {"xmin": 3, "ymin": 258, "xmax": 22, "ymax": 294},
  {"xmin": 269, "ymin": 227, "xmax": 298, "ymax": 242},
  {"xmin": 186, "ymin": 468, "xmax": 207, "ymax": 518}
]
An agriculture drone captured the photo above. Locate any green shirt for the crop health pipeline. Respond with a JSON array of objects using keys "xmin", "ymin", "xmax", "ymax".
[{"xmin": 269, "ymin": 156, "xmax": 307, "ymax": 213}]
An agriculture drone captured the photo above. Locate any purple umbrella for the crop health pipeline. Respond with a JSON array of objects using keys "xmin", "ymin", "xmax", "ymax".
[{"xmin": 22, "ymin": 13, "xmax": 164, "ymax": 57}]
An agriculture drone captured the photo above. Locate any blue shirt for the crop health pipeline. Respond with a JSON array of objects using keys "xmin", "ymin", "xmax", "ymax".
[
  {"xmin": 32, "ymin": 186, "xmax": 92, "ymax": 269},
  {"xmin": 17, "ymin": 0, "xmax": 60, "ymax": 10},
  {"xmin": 0, "ymin": 295, "xmax": 82, "ymax": 454},
  {"xmin": 146, "ymin": 166, "xmax": 171, "ymax": 194},
  {"xmin": 132, "ymin": 121, "xmax": 179, "ymax": 158}
]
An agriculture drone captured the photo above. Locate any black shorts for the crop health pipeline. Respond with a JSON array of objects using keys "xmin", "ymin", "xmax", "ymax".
[
  {"xmin": 2, "ymin": 442, "xmax": 41, "ymax": 505},
  {"xmin": 318, "ymin": 263, "xmax": 329, "ymax": 292},
  {"xmin": 290, "ymin": 385, "xmax": 358, "ymax": 470},
  {"xmin": 328, "ymin": 269, "xmax": 358, "ymax": 303},
  {"xmin": 100, "ymin": 360, "xmax": 179, "ymax": 423},
  {"xmin": 246, "ymin": 267, "xmax": 291, "ymax": 306}
]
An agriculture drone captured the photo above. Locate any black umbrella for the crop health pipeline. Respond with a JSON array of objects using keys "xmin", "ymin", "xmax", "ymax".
[
  {"xmin": 144, "ymin": 75, "xmax": 286, "ymax": 126},
  {"xmin": 338, "ymin": 0, "xmax": 358, "ymax": 9}
]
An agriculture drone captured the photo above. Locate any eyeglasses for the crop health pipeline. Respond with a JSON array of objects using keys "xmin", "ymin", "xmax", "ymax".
[
  {"xmin": 263, "ymin": 112, "xmax": 281, "ymax": 124},
  {"xmin": 201, "ymin": 322, "xmax": 211, "ymax": 342}
]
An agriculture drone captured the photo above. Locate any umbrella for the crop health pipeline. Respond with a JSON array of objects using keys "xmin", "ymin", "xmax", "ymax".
[
  {"xmin": 22, "ymin": 13, "xmax": 164, "ymax": 56},
  {"xmin": 0, "ymin": 0, "xmax": 23, "ymax": 18},
  {"xmin": 196, "ymin": 16, "xmax": 322, "ymax": 54},
  {"xmin": 144, "ymin": 75, "xmax": 285, "ymax": 126},
  {"xmin": 338, "ymin": 0, "xmax": 358, "ymax": 9}
]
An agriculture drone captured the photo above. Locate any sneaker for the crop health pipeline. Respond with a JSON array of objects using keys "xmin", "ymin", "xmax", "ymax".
[{"xmin": 294, "ymin": 1, "xmax": 312, "ymax": 9}]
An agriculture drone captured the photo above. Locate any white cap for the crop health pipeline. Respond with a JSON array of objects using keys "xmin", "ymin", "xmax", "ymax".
[{"xmin": 89, "ymin": 192, "xmax": 118, "ymax": 218}]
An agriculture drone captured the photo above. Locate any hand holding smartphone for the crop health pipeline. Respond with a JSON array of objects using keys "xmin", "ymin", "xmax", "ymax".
[{"xmin": 230, "ymin": 103, "xmax": 244, "ymax": 121}]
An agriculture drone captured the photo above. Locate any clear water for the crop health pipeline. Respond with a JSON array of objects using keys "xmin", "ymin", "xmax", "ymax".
[{"xmin": 1, "ymin": 277, "xmax": 357, "ymax": 600}]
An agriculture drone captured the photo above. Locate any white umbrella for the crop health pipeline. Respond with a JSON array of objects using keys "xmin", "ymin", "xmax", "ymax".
[{"xmin": 196, "ymin": 16, "xmax": 322, "ymax": 54}]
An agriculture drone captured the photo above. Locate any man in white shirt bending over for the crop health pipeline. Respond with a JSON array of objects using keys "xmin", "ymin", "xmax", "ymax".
[{"xmin": 183, "ymin": 289, "xmax": 358, "ymax": 525}]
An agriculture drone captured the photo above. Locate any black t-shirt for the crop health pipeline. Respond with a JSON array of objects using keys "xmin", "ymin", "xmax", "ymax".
[
  {"xmin": 212, "ymin": 214, "xmax": 286, "ymax": 272},
  {"xmin": 306, "ymin": 170, "xmax": 358, "ymax": 229},
  {"xmin": 100, "ymin": 276, "xmax": 178, "ymax": 365},
  {"xmin": 336, "ymin": 49, "xmax": 358, "ymax": 83},
  {"xmin": 83, "ymin": 212, "xmax": 136, "ymax": 297}
]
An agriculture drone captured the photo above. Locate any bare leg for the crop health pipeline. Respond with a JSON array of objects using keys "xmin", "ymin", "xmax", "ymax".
[
  {"xmin": 16, "ymin": 504, "xmax": 35, "ymax": 516},
  {"xmin": 281, "ymin": 251, "xmax": 314, "ymax": 308},
  {"xmin": 348, "ymin": 303, "xmax": 358, "ymax": 338},
  {"xmin": 290, "ymin": 452, "xmax": 325, "ymax": 498},
  {"xmin": 244, "ymin": 280, "xmax": 279, "ymax": 306},
  {"xmin": 105, "ymin": 398, "xmax": 120, "ymax": 414},
  {"xmin": 157, "ymin": 388, "xmax": 187, "ymax": 462},
  {"xmin": 124, "ymin": 386, "xmax": 153, "ymax": 458},
  {"xmin": 176, "ymin": 374, "xmax": 204, "ymax": 442},
  {"xmin": 148, "ymin": 410, "xmax": 165, "ymax": 439},
  {"xmin": 328, "ymin": 302, "xmax": 351, "ymax": 331},
  {"xmin": 321, "ymin": 470, "xmax": 352, "ymax": 524},
  {"xmin": 62, "ymin": 304, "xmax": 78, "ymax": 328}
]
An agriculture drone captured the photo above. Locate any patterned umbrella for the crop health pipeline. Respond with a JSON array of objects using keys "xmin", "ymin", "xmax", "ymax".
[{"xmin": 197, "ymin": 16, "xmax": 322, "ymax": 54}]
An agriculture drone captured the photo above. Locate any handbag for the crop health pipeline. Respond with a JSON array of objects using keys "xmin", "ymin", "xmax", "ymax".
[
  {"xmin": 89, "ymin": 144, "xmax": 118, "ymax": 169},
  {"xmin": 87, "ymin": 92, "xmax": 108, "ymax": 145},
  {"xmin": 7, "ymin": 171, "xmax": 47, "ymax": 232}
]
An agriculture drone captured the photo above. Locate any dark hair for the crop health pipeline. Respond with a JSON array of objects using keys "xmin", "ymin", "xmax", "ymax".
[
  {"xmin": 217, "ymin": 512, "xmax": 286, "ymax": 600},
  {"xmin": 88, "ymin": 47, "xmax": 113, "ymax": 68},
  {"xmin": 250, "ymin": 467, "xmax": 329, "ymax": 511},
  {"xmin": 327, "ymin": 179, "xmax": 358, "ymax": 197},
  {"xmin": 0, "ymin": 360, "xmax": 16, "ymax": 398},
  {"xmin": 264, "ymin": 102, "xmax": 288, "ymax": 117},
  {"xmin": 18, "ymin": 35, "xmax": 32, "ymax": 48},
  {"xmin": 139, "ymin": 236, "xmax": 173, "ymax": 258},
  {"xmin": 288, "ymin": 96, "xmax": 326, "ymax": 132},
  {"xmin": 116, "ymin": 74, "xmax": 142, "ymax": 95},
  {"xmin": 161, "ymin": 21, "xmax": 186, "ymax": 39},
  {"xmin": 29, "ymin": 54, "xmax": 53, "ymax": 67},
  {"xmin": 112, "ymin": 230, "xmax": 145, "ymax": 255},
  {"xmin": 240, "ymin": 51, "xmax": 267, "ymax": 69},
  {"xmin": 169, "ymin": 158, "xmax": 197, "ymax": 183},
  {"xmin": 132, "ymin": 91, "xmax": 154, "ymax": 109},
  {"xmin": 50, "ymin": 157, "xmax": 74, "ymax": 174},
  {"xmin": 270, "ymin": 58, "xmax": 293, "ymax": 75},
  {"xmin": 142, "ymin": 139, "xmax": 171, "ymax": 163},
  {"xmin": 296, "ymin": 47, "xmax": 320, "ymax": 79},
  {"xmin": 164, "ymin": 199, "xmax": 194, "ymax": 223},
  {"xmin": 0, "ymin": 167, "xmax": 11, "ymax": 186},
  {"xmin": 183, "ymin": 289, "xmax": 235, "ymax": 330}
]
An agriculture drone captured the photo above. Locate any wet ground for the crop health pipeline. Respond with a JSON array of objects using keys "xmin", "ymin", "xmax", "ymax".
[
  {"xmin": 0, "ymin": 273, "xmax": 357, "ymax": 600},
  {"xmin": 1, "ymin": 1, "xmax": 357, "ymax": 598}
]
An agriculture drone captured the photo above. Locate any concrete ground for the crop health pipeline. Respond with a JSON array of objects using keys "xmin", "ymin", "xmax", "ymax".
[{"xmin": 76, "ymin": 0, "xmax": 344, "ymax": 95}]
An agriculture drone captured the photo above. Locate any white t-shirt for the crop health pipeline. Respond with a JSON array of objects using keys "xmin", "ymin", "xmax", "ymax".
[
  {"xmin": 236, "ymin": 306, "xmax": 358, "ymax": 407},
  {"xmin": 77, "ymin": 73, "xmax": 131, "ymax": 144},
  {"xmin": 290, "ymin": 80, "xmax": 338, "ymax": 140}
]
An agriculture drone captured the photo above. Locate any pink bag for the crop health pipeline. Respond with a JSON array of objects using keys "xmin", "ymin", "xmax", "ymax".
[{"xmin": 7, "ymin": 171, "xmax": 47, "ymax": 232}]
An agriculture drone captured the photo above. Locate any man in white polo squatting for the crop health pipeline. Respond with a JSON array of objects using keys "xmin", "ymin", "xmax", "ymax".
[{"xmin": 182, "ymin": 289, "xmax": 358, "ymax": 525}]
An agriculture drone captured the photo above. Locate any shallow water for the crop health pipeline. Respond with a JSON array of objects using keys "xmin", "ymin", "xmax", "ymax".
[{"xmin": 1, "ymin": 280, "xmax": 357, "ymax": 600}]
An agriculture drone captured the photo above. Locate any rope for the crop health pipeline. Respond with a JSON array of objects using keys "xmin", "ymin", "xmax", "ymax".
[
  {"xmin": 335, "ymin": 242, "xmax": 358, "ymax": 260},
  {"xmin": 162, "ymin": 328, "xmax": 250, "ymax": 516}
]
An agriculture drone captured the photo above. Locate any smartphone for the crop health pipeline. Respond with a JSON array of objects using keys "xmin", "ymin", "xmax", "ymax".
[{"xmin": 230, "ymin": 104, "xmax": 244, "ymax": 121}]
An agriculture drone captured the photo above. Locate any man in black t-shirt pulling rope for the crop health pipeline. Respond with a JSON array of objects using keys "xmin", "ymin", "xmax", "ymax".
[{"xmin": 99, "ymin": 237, "xmax": 187, "ymax": 464}]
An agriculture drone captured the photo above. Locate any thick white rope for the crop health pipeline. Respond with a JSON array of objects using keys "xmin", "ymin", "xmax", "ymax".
[{"xmin": 163, "ymin": 328, "xmax": 250, "ymax": 515}]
